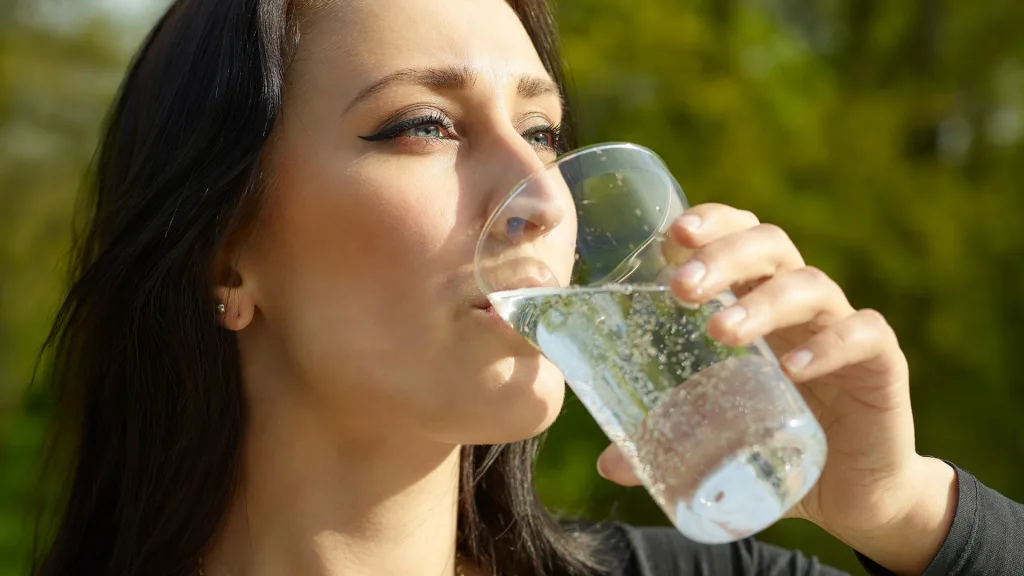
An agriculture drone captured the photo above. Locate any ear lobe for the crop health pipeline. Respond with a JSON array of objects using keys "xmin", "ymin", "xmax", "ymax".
[
  {"xmin": 212, "ymin": 250, "xmax": 255, "ymax": 331},
  {"xmin": 213, "ymin": 282, "xmax": 254, "ymax": 331}
]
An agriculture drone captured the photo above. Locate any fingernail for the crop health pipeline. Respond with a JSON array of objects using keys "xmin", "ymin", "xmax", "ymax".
[
  {"xmin": 717, "ymin": 305, "xmax": 748, "ymax": 330},
  {"xmin": 784, "ymin": 349, "xmax": 814, "ymax": 373},
  {"xmin": 596, "ymin": 459, "xmax": 610, "ymax": 480},
  {"xmin": 678, "ymin": 213, "xmax": 702, "ymax": 232},
  {"xmin": 676, "ymin": 259, "xmax": 707, "ymax": 288}
]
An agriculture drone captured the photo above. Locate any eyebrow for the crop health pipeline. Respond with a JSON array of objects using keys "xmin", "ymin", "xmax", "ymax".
[{"xmin": 343, "ymin": 65, "xmax": 562, "ymax": 114}]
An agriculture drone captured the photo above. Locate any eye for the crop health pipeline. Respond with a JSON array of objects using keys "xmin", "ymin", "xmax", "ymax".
[
  {"xmin": 409, "ymin": 124, "xmax": 447, "ymax": 139},
  {"xmin": 526, "ymin": 131, "xmax": 554, "ymax": 148},
  {"xmin": 360, "ymin": 112, "xmax": 458, "ymax": 142},
  {"xmin": 521, "ymin": 123, "xmax": 565, "ymax": 155}
]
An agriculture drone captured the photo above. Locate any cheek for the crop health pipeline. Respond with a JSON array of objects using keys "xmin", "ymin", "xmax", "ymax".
[
  {"xmin": 264, "ymin": 176, "xmax": 451, "ymax": 304},
  {"xmin": 250, "ymin": 153, "xmax": 463, "ymax": 390},
  {"xmin": 335, "ymin": 157, "xmax": 458, "ymax": 256}
]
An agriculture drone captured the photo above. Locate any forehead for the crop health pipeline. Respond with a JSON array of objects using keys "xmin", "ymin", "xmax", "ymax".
[{"xmin": 293, "ymin": 0, "xmax": 551, "ymax": 93}]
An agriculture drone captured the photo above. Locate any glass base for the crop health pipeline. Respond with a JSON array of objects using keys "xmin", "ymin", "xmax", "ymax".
[{"xmin": 668, "ymin": 423, "xmax": 826, "ymax": 544}]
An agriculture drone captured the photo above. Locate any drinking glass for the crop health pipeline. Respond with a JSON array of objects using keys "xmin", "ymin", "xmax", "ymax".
[{"xmin": 474, "ymin": 143, "xmax": 827, "ymax": 544}]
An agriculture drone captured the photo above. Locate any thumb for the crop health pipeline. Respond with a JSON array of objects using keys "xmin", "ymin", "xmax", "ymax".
[{"xmin": 597, "ymin": 444, "xmax": 644, "ymax": 487}]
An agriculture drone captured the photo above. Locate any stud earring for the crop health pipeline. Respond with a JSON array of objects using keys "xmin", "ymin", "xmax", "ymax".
[{"xmin": 216, "ymin": 303, "xmax": 226, "ymax": 314}]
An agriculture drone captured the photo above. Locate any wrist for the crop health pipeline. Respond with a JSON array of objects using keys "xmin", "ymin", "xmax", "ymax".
[{"xmin": 834, "ymin": 456, "xmax": 958, "ymax": 576}]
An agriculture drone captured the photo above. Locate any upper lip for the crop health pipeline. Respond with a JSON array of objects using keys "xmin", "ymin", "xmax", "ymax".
[{"xmin": 470, "ymin": 274, "xmax": 557, "ymax": 310}]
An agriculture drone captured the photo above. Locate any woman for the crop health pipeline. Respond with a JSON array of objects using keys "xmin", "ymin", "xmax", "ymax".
[{"xmin": 31, "ymin": 0, "xmax": 1022, "ymax": 575}]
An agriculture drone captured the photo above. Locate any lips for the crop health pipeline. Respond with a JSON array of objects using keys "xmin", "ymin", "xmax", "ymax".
[{"xmin": 471, "ymin": 273, "xmax": 558, "ymax": 312}]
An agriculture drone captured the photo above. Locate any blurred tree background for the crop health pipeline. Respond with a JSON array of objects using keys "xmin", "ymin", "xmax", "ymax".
[{"xmin": 1, "ymin": 0, "xmax": 1021, "ymax": 574}]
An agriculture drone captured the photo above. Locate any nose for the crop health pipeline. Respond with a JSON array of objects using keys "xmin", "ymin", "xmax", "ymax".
[
  {"xmin": 483, "ymin": 132, "xmax": 570, "ymax": 245},
  {"xmin": 492, "ymin": 180, "xmax": 569, "ymax": 244}
]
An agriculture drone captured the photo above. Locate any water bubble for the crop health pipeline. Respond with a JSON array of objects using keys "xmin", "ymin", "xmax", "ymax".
[
  {"xmin": 634, "ymin": 208, "xmax": 643, "ymax": 216},
  {"xmin": 547, "ymin": 308, "xmax": 567, "ymax": 327}
]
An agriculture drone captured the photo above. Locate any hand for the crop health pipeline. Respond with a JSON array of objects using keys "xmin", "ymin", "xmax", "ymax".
[{"xmin": 595, "ymin": 203, "xmax": 956, "ymax": 574}]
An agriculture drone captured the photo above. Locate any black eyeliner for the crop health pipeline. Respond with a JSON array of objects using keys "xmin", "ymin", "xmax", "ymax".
[
  {"xmin": 359, "ymin": 113, "xmax": 453, "ymax": 142},
  {"xmin": 359, "ymin": 114, "xmax": 565, "ymax": 153}
]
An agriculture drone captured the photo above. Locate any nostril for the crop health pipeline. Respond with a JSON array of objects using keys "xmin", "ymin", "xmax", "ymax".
[
  {"xmin": 506, "ymin": 216, "xmax": 527, "ymax": 239},
  {"xmin": 505, "ymin": 216, "xmax": 552, "ymax": 243}
]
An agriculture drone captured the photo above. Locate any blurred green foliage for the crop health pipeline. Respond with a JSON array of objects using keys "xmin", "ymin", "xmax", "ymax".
[
  {"xmin": 2, "ymin": 0, "xmax": 1023, "ymax": 574},
  {"xmin": 1, "ymin": 2, "xmax": 132, "ymax": 573}
]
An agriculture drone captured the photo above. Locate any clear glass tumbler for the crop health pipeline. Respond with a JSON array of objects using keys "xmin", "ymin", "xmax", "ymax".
[{"xmin": 474, "ymin": 143, "xmax": 827, "ymax": 543}]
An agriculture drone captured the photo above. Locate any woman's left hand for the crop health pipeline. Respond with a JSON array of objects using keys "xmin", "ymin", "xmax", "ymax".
[{"xmin": 595, "ymin": 203, "xmax": 956, "ymax": 574}]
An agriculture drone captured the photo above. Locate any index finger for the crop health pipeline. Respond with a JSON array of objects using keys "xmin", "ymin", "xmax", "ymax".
[{"xmin": 670, "ymin": 203, "xmax": 761, "ymax": 248}]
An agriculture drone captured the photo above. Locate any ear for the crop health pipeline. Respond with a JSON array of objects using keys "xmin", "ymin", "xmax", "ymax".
[{"xmin": 211, "ymin": 244, "xmax": 257, "ymax": 332}]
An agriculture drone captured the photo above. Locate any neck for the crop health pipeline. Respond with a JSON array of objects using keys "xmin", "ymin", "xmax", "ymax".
[{"xmin": 204, "ymin": 390, "xmax": 463, "ymax": 576}]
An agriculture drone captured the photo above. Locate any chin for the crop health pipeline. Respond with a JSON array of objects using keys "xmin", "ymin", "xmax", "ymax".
[{"xmin": 465, "ymin": 358, "xmax": 567, "ymax": 445}]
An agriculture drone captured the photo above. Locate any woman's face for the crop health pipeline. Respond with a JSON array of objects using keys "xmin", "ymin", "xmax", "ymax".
[{"xmin": 228, "ymin": 0, "xmax": 575, "ymax": 444}]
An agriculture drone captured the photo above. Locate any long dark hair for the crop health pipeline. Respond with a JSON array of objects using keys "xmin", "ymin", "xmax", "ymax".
[{"xmin": 32, "ymin": 1, "xmax": 605, "ymax": 575}]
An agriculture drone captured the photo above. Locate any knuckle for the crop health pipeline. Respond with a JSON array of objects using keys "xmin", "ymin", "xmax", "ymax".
[
  {"xmin": 690, "ymin": 202, "xmax": 730, "ymax": 216},
  {"xmin": 857, "ymin": 308, "xmax": 892, "ymax": 332},
  {"xmin": 699, "ymin": 232, "xmax": 747, "ymax": 265},
  {"xmin": 834, "ymin": 310, "xmax": 887, "ymax": 348},
  {"xmin": 836, "ymin": 320, "xmax": 870, "ymax": 349},
  {"xmin": 821, "ymin": 323, "xmax": 853, "ymax": 350},
  {"xmin": 738, "ymin": 209, "xmax": 761, "ymax": 226},
  {"xmin": 799, "ymin": 265, "xmax": 831, "ymax": 284},
  {"xmin": 689, "ymin": 204, "xmax": 761, "ymax": 228},
  {"xmin": 757, "ymin": 224, "xmax": 799, "ymax": 265},
  {"xmin": 758, "ymin": 223, "xmax": 806, "ymax": 270},
  {"xmin": 796, "ymin": 266, "xmax": 846, "ymax": 302},
  {"xmin": 690, "ymin": 243, "xmax": 722, "ymax": 267},
  {"xmin": 757, "ymin": 222, "xmax": 788, "ymax": 240}
]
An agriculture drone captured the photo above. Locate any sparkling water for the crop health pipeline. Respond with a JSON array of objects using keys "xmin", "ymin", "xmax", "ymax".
[{"xmin": 490, "ymin": 285, "xmax": 827, "ymax": 543}]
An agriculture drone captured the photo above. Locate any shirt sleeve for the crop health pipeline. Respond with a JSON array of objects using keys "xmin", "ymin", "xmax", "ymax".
[
  {"xmin": 856, "ymin": 462, "xmax": 1024, "ymax": 576},
  {"xmin": 620, "ymin": 524, "xmax": 850, "ymax": 575}
]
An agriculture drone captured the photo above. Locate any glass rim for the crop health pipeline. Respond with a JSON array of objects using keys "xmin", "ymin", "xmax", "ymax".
[
  {"xmin": 474, "ymin": 141, "xmax": 666, "ymax": 295},
  {"xmin": 498, "ymin": 141, "xmax": 659, "ymax": 213}
]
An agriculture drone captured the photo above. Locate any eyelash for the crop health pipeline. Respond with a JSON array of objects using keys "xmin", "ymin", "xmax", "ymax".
[
  {"xmin": 360, "ymin": 114, "xmax": 565, "ymax": 153},
  {"xmin": 521, "ymin": 123, "xmax": 565, "ymax": 153},
  {"xmin": 360, "ymin": 112, "xmax": 456, "ymax": 142}
]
